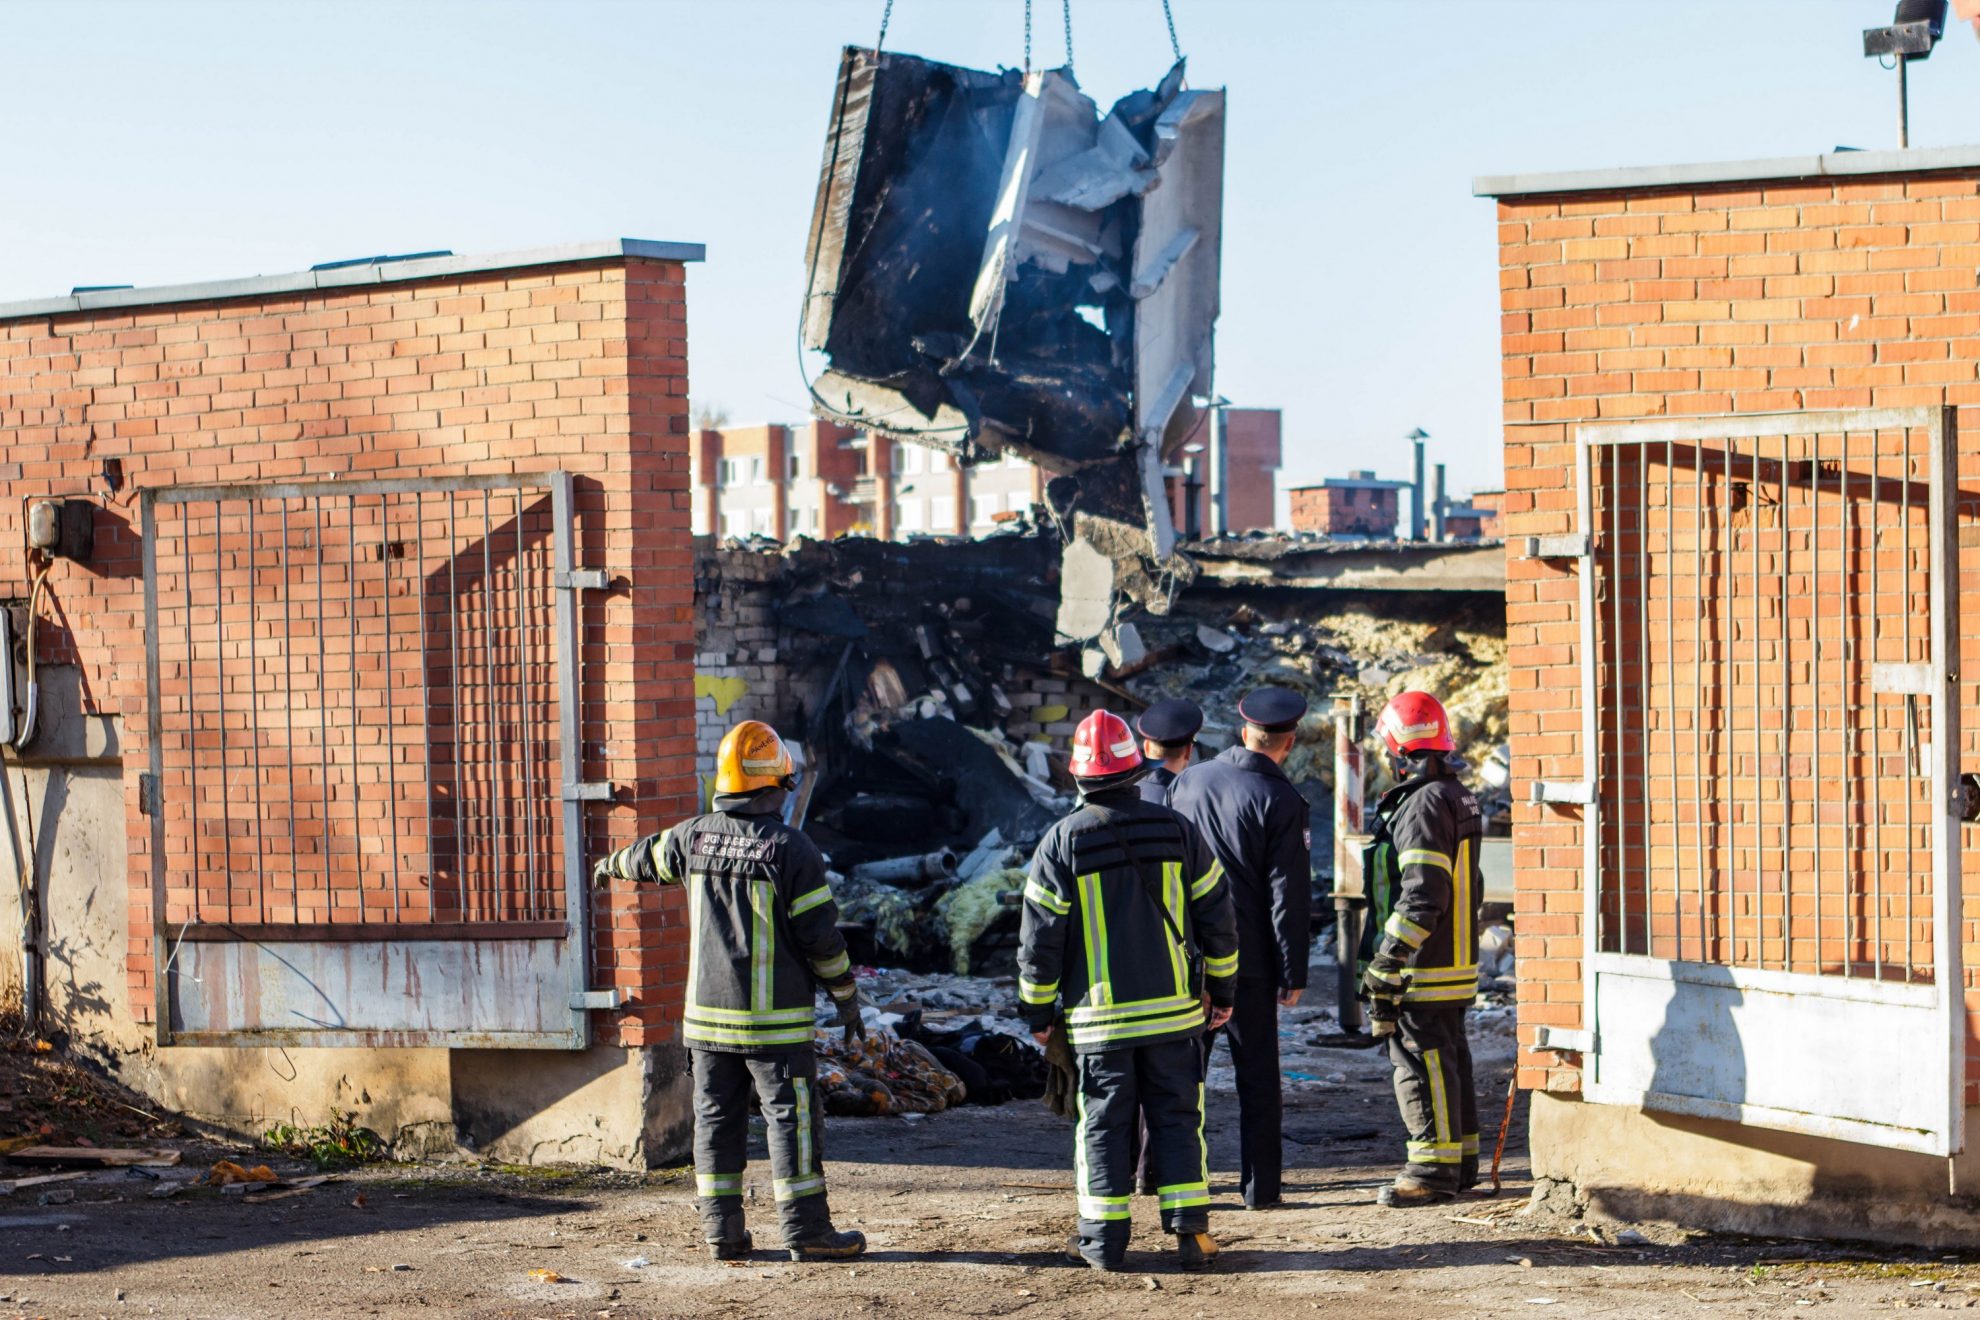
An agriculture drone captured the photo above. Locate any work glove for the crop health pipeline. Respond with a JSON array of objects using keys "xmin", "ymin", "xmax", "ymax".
[
  {"xmin": 1361, "ymin": 957, "xmax": 1407, "ymax": 1040},
  {"xmin": 590, "ymin": 855, "xmax": 618, "ymax": 887},
  {"xmin": 1039, "ymin": 1020, "xmax": 1077, "ymax": 1120},
  {"xmin": 830, "ymin": 984, "xmax": 867, "ymax": 1044}
]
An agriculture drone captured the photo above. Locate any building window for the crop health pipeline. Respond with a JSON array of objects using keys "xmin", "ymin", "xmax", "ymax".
[
  {"xmin": 928, "ymin": 449, "xmax": 950, "ymax": 472},
  {"xmin": 751, "ymin": 507, "xmax": 774, "ymax": 536},
  {"xmin": 718, "ymin": 511, "xmax": 736, "ymax": 538},
  {"xmin": 749, "ymin": 457, "xmax": 767, "ymax": 486},
  {"xmin": 897, "ymin": 500, "xmax": 923, "ymax": 533},
  {"xmin": 890, "ymin": 445, "xmax": 905, "ymax": 477},
  {"xmin": 930, "ymin": 496, "xmax": 955, "ymax": 530},
  {"xmin": 716, "ymin": 458, "xmax": 737, "ymax": 488},
  {"xmin": 788, "ymin": 451, "xmax": 803, "ymax": 481},
  {"xmin": 1006, "ymin": 491, "xmax": 1029, "ymax": 514}
]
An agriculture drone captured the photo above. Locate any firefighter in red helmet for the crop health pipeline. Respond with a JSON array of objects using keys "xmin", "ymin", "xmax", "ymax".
[
  {"xmin": 1360, "ymin": 690, "xmax": 1486, "ymax": 1206},
  {"xmin": 1018, "ymin": 710, "xmax": 1240, "ymax": 1272}
]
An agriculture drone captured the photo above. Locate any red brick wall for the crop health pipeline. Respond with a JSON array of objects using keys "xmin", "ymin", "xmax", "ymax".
[
  {"xmin": 0, "ymin": 256, "xmax": 696, "ymax": 1049},
  {"xmin": 1495, "ymin": 168, "xmax": 1980, "ymax": 1094},
  {"xmin": 1288, "ymin": 485, "xmax": 1399, "ymax": 536}
]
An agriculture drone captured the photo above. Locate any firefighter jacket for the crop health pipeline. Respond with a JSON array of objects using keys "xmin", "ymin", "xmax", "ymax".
[
  {"xmin": 1167, "ymin": 747, "xmax": 1313, "ymax": 990},
  {"xmin": 1017, "ymin": 787, "xmax": 1240, "ymax": 1054},
  {"xmin": 1359, "ymin": 765, "xmax": 1484, "ymax": 1006},
  {"xmin": 597, "ymin": 789, "xmax": 853, "ymax": 1053}
]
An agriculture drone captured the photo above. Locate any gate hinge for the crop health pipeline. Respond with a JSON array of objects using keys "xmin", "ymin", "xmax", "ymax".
[
  {"xmin": 1531, "ymin": 1025, "xmax": 1593, "ymax": 1055},
  {"xmin": 556, "ymin": 569, "xmax": 610, "ymax": 590},
  {"xmin": 139, "ymin": 772, "xmax": 161, "ymax": 818},
  {"xmin": 562, "ymin": 782, "xmax": 614, "ymax": 802},
  {"xmin": 570, "ymin": 989, "xmax": 625, "ymax": 1011},
  {"xmin": 1521, "ymin": 534, "xmax": 1589, "ymax": 560},
  {"xmin": 1528, "ymin": 779, "xmax": 1595, "ymax": 806}
]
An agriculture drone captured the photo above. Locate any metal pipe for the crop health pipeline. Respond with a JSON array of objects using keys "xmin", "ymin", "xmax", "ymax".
[
  {"xmin": 1899, "ymin": 55, "xmax": 1911, "ymax": 150},
  {"xmin": 383, "ymin": 495, "xmax": 402, "ymax": 922},
  {"xmin": 1903, "ymin": 423, "xmax": 1913, "ymax": 976},
  {"xmin": 1610, "ymin": 443, "xmax": 1624, "ymax": 954},
  {"xmin": 1843, "ymin": 429, "xmax": 1855, "ymax": 976},
  {"xmin": 1812, "ymin": 438, "xmax": 1821, "ymax": 969},
  {"xmin": 1410, "ymin": 433, "xmax": 1426, "ymax": 542},
  {"xmin": 315, "ymin": 498, "xmax": 331, "ymax": 918},
  {"xmin": 1872, "ymin": 435, "xmax": 1883, "ymax": 979},
  {"xmin": 1431, "ymin": 462, "xmax": 1448, "ymax": 544},
  {"xmin": 1665, "ymin": 442, "xmax": 1678, "ymax": 960},
  {"xmin": 1332, "ymin": 695, "xmax": 1366, "ymax": 1033},
  {"xmin": 183, "ymin": 508, "xmax": 199, "ymax": 916},
  {"xmin": 1780, "ymin": 438, "xmax": 1793, "ymax": 972},
  {"xmin": 281, "ymin": 501, "xmax": 298, "ymax": 922},
  {"xmin": 848, "ymin": 849, "xmax": 959, "ymax": 887},
  {"xmin": 483, "ymin": 492, "xmax": 505, "ymax": 916},
  {"xmin": 1638, "ymin": 446, "xmax": 1650, "ymax": 956},
  {"xmin": 347, "ymin": 497, "xmax": 361, "ymax": 922},
  {"xmin": 517, "ymin": 490, "xmax": 539, "ymax": 920},
  {"xmin": 1208, "ymin": 403, "xmax": 1229, "ymax": 537},
  {"xmin": 246, "ymin": 501, "xmax": 264, "ymax": 920},
  {"xmin": 215, "ymin": 500, "xmax": 231, "ymax": 924},
  {"xmin": 1752, "ymin": 443, "xmax": 1761, "ymax": 969}
]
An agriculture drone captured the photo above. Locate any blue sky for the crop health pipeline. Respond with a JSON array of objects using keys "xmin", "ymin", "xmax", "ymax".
[{"xmin": 6, "ymin": 0, "xmax": 1978, "ymax": 499}]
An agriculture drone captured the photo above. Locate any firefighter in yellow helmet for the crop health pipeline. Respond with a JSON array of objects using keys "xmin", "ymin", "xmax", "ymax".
[{"xmin": 593, "ymin": 720, "xmax": 866, "ymax": 1261}]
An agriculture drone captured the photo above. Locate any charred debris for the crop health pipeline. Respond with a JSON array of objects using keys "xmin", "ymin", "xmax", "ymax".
[
  {"xmin": 697, "ymin": 532, "xmax": 1507, "ymax": 978},
  {"xmin": 800, "ymin": 46, "xmax": 1224, "ymax": 594}
]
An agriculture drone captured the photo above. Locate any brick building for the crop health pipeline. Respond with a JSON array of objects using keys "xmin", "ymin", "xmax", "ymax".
[
  {"xmin": 1286, "ymin": 471, "xmax": 1410, "ymax": 537},
  {"xmin": 1467, "ymin": 488, "xmax": 1506, "ymax": 538},
  {"xmin": 1481, "ymin": 145, "xmax": 1980, "ymax": 1241},
  {"xmin": 0, "ymin": 239, "xmax": 704, "ymax": 1165},
  {"xmin": 693, "ymin": 425, "xmax": 1046, "ymax": 542},
  {"xmin": 1167, "ymin": 406, "xmax": 1284, "ymax": 535}
]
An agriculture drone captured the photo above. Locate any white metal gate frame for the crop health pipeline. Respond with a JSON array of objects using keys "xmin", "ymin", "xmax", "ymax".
[
  {"xmin": 1551, "ymin": 406, "xmax": 1964, "ymax": 1156},
  {"xmin": 140, "ymin": 470, "xmax": 613, "ymax": 1049}
]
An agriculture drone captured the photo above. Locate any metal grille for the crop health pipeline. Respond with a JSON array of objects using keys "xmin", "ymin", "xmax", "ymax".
[
  {"xmin": 143, "ymin": 474, "xmax": 570, "ymax": 939},
  {"xmin": 1589, "ymin": 412, "xmax": 1951, "ymax": 983}
]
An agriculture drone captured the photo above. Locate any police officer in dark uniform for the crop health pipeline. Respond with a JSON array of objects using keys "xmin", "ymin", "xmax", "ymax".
[
  {"xmin": 1359, "ymin": 690, "xmax": 1485, "ymax": 1207},
  {"xmin": 1136, "ymin": 698, "xmax": 1203, "ymax": 805},
  {"xmin": 1167, "ymin": 686, "xmax": 1313, "ymax": 1209}
]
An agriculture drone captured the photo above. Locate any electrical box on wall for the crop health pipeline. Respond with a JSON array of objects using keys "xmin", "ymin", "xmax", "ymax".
[{"xmin": 26, "ymin": 499, "xmax": 93, "ymax": 562}]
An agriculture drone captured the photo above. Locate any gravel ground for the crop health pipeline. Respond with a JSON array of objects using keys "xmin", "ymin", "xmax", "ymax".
[{"xmin": 6, "ymin": 995, "xmax": 1979, "ymax": 1318}]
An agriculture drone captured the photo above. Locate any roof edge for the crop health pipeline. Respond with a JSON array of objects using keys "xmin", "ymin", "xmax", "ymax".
[
  {"xmin": 0, "ymin": 237, "xmax": 706, "ymax": 322},
  {"xmin": 1474, "ymin": 144, "xmax": 1980, "ymax": 200}
]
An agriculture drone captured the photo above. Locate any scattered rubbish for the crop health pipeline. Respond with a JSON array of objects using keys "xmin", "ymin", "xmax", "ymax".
[
  {"xmin": 350, "ymin": 1193, "xmax": 368, "ymax": 1209},
  {"xmin": 622, "ymin": 1256, "xmax": 650, "ymax": 1270},
  {"xmin": 390, "ymin": 1263, "xmax": 412, "ymax": 1272},
  {"xmin": 1144, "ymin": 1276, "xmax": 1161, "ymax": 1290},
  {"xmin": 816, "ymin": 1025, "xmax": 967, "ymax": 1116},
  {"xmin": 5, "ymin": 1145, "xmax": 181, "ymax": 1168},
  {"xmin": 0, "ymin": 1171, "xmax": 88, "ymax": 1196},
  {"xmin": 527, "ymin": 1268, "xmax": 569, "ymax": 1284},
  {"xmin": 146, "ymin": 1181, "xmax": 187, "ymax": 1200},
  {"xmin": 35, "ymin": 1188, "xmax": 74, "ymax": 1205},
  {"xmin": 204, "ymin": 1161, "xmax": 279, "ymax": 1187},
  {"xmin": 124, "ymin": 1165, "xmax": 161, "ymax": 1180}
]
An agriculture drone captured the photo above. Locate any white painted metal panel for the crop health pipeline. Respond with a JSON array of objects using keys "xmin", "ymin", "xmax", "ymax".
[
  {"xmin": 167, "ymin": 937, "xmax": 579, "ymax": 1049},
  {"xmin": 1586, "ymin": 953, "xmax": 1950, "ymax": 1154}
]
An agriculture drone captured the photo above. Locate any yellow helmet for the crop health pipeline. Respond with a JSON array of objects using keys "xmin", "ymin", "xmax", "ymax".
[{"xmin": 715, "ymin": 720, "xmax": 794, "ymax": 794}]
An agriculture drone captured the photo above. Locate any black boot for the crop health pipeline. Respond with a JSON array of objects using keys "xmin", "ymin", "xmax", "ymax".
[
  {"xmin": 788, "ymin": 1228, "xmax": 867, "ymax": 1262},
  {"xmin": 1177, "ymin": 1230, "xmax": 1219, "ymax": 1272},
  {"xmin": 1066, "ymin": 1234, "xmax": 1123, "ymax": 1272},
  {"xmin": 707, "ymin": 1210, "xmax": 752, "ymax": 1261},
  {"xmin": 1459, "ymin": 1153, "xmax": 1483, "ymax": 1193}
]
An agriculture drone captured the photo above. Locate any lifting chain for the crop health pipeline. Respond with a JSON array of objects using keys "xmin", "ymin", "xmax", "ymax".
[
  {"xmin": 1023, "ymin": 0, "xmax": 1032, "ymax": 72},
  {"xmin": 1062, "ymin": 0, "xmax": 1074, "ymax": 73},
  {"xmin": 876, "ymin": 0, "xmax": 894, "ymax": 53},
  {"xmin": 1161, "ymin": 0, "xmax": 1182, "ymax": 62}
]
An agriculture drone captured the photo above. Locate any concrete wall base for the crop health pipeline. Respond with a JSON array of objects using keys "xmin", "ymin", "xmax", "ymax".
[
  {"xmin": 452, "ymin": 1043, "xmax": 693, "ymax": 1169},
  {"xmin": 1532, "ymin": 1091, "xmax": 1980, "ymax": 1249}
]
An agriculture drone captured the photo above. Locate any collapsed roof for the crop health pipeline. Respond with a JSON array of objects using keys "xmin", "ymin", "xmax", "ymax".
[{"xmin": 800, "ymin": 46, "xmax": 1226, "ymax": 565}]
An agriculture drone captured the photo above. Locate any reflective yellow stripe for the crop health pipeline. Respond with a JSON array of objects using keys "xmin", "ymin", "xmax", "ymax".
[
  {"xmin": 1189, "ymin": 858, "xmax": 1225, "ymax": 900},
  {"xmin": 748, "ymin": 882, "xmax": 774, "ymax": 1011},
  {"xmin": 687, "ymin": 1003, "xmax": 814, "ymax": 1024},
  {"xmin": 790, "ymin": 883, "xmax": 834, "ymax": 916},
  {"xmin": 1398, "ymin": 848, "xmax": 1453, "ymax": 873},
  {"xmin": 1019, "ymin": 977, "xmax": 1060, "ymax": 1005},
  {"xmin": 1409, "ymin": 964, "xmax": 1481, "ymax": 984},
  {"xmin": 683, "ymin": 1023, "xmax": 815, "ymax": 1047},
  {"xmin": 1162, "ymin": 860, "xmax": 1187, "ymax": 997},
  {"xmin": 1025, "ymin": 880, "xmax": 1072, "ymax": 915},
  {"xmin": 1463, "ymin": 1132, "xmax": 1481, "ymax": 1156},
  {"xmin": 1403, "ymin": 982, "xmax": 1478, "ymax": 1004},
  {"xmin": 1065, "ymin": 1006, "xmax": 1204, "ymax": 1048},
  {"xmin": 1406, "ymin": 1139, "xmax": 1463, "ymax": 1165},
  {"xmin": 1067, "ymin": 993, "xmax": 1198, "ymax": 1024},
  {"xmin": 1427, "ymin": 1047, "xmax": 1452, "ymax": 1146},
  {"xmin": 696, "ymin": 1172, "xmax": 742, "ymax": 1197},
  {"xmin": 1203, "ymin": 951, "xmax": 1238, "ymax": 979},
  {"xmin": 1195, "ymin": 1081, "xmax": 1209, "ymax": 1190},
  {"xmin": 1455, "ymin": 838, "xmax": 1473, "ymax": 965},
  {"xmin": 1078, "ymin": 873, "xmax": 1110, "ymax": 1005},
  {"xmin": 651, "ymin": 826, "xmax": 679, "ymax": 882},
  {"xmin": 774, "ymin": 1174, "xmax": 826, "ymax": 1201},
  {"xmin": 810, "ymin": 950, "xmax": 851, "ymax": 980},
  {"xmin": 795, "ymin": 1077, "xmax": 814, "ymax": 1176},
  {"xmin": 1384, "ymin": 911, "xmax": 1431, "ymax": 948},
  {"xmin": 1157, "ymin": 1183, "xmax": 1210, "ymax": 1208}
]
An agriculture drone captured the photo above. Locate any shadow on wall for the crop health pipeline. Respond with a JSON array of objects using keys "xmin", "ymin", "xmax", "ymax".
[{"xmin": 1643, "ymin": 963, "xmax": 1747, "ymax": 1138}]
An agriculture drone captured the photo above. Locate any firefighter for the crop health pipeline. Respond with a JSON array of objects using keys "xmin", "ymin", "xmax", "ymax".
[
  {"xmin": 1359, "ymin": 690, "xmax": 1484, "ymax": 1207},
  {"xmin": 1167, "ymin": 686, "xmax": 1313, "ymax": 1210},
  {"xmin": 1019, "ymin": 710, "xmax": 1240, "ymax": 1273},
  {"xmin": 591, "ymin": 720, "xmax": 867, "ymax": 1262},
  {"xmin": 1135, "ymin": 698, "xmax": 1203, "ymax": 805}
]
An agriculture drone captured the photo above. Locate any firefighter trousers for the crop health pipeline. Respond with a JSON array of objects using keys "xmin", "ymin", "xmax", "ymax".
[
  {"xmin": 1073, "ymin": 1036, "xmax": 1211, "ymax": 1265},
  {"xmin": 690, "ymin": 1048, "xmax": 833, "ymax": 1245},
  {"xmin": 1388, "ymin": 1003, "xmax": 1478, "ymax": 1189}
]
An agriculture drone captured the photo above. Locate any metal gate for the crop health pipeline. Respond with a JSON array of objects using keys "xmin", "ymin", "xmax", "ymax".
[
  {"xmin": 140, "ymin": 472, "xmax": 610, "ymax": 1049},
  {"xmin": 1559, "ymin": 407, "xmax": 1962, "ymax": 1155}
]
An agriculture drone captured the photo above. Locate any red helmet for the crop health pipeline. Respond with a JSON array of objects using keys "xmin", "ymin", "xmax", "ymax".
[
  {"xmin": 1378, "ymin": 690, "xmax": 1455, "ymax": 758},
  {"xmin": 1069, "ymin": 710, "xmax": 1144, "ymax": 779}
]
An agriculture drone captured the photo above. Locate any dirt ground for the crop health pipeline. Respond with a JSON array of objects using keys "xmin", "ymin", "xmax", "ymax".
[{"xmin": 6, "ymin": 999, "xmax": 1979, "ymax": 1319}]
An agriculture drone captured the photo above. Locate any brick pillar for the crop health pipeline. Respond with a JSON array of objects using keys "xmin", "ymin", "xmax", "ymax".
[{"xmin": 767, "ymin": 425, "xmax": 789, "ymax": 541}]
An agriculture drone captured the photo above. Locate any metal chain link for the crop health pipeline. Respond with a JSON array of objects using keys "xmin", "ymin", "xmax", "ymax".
[
  {"xmin": 1161, "ymin": 0, "xmax": 1182, "ymax": 61},
  {"xmin": 1024, "ymin": 0, "xmax": 1032, "ymax": 72},
  {"xmin": 1062, "ymin": 0, "xmax": 1074, "ymax": 72},
  {"xmin": 876, "ymin": 0, "xmax": 894, "ymax": 53}
]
